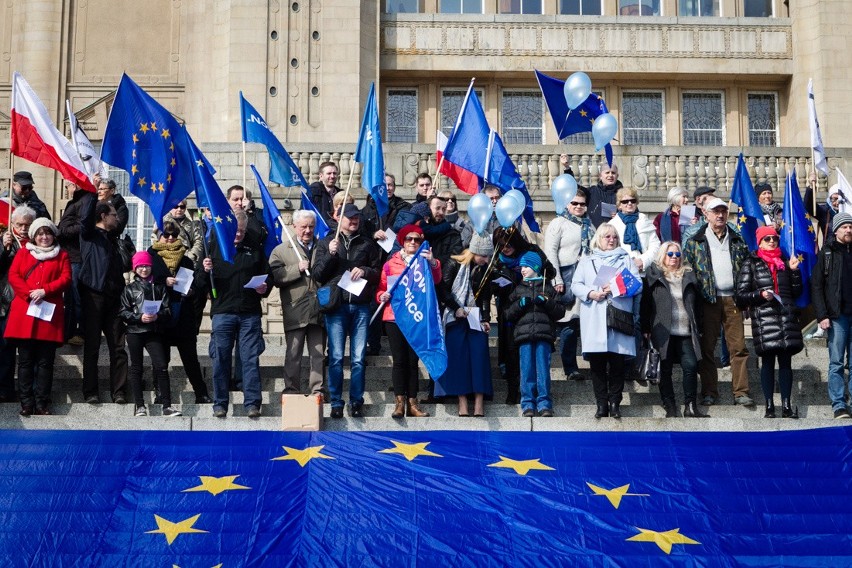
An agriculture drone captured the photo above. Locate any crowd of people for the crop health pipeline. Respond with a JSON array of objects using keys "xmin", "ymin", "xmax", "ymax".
[{"xmin": 0, "ymin": 159, "xmax": 846, "ymax": 421}]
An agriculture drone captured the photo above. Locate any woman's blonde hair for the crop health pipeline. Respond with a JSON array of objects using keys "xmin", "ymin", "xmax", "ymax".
[
  {"xmin": 616, "ymin": 187, "xmax": 638, "ymax": 204},
  {"xmin": 591, "ymin": 222, "xmax": 620, "ymax": 251},
  {"xmin": 655, "ymin": 240, "xmax": 691, "ymax": 278},
  {"xmin": 451, "ymin": 250, "xmax": 475, "ymax": 266}
]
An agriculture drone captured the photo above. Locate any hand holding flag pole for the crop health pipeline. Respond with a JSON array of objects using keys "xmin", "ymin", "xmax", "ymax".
[
  {"xmin": 279, "ymin": 215, "xmax": 310, "ymax": 278},
  {"xmin": 370, "ymin": 241, "xmax": 429, "ymax": 325},
  {"xmin": 198, "ymin": 211, "xmax": 217, "ymax": 300}
]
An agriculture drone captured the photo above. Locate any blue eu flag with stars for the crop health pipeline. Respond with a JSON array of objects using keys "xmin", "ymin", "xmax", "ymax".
[
  {"xmin": 101, "ymin": 73, "xmax": 193, "ymax": 230},
  {"xmin": 730, "ymin": 153, "xmax": 764, "ymax": 251},
  {"xmin": 781, "ymin": 169, "xmax": 818, "ymax": 307}
]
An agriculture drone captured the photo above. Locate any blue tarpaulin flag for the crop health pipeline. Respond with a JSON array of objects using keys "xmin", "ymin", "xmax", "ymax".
[
  {"xmin": 389, "ymin": 251, "xmax": 447, "ymax": 377},
  {"xmin": 534, "ymin": 69, "xmax": 614, "ymax": 166},
  {"xmin": 354, "ymin": 83, "xmax": 388, "ymax": 218},
  {"xmin": 730, "ymin": 153, "xmax": 763, "ymax": 251},
  {"xmin": 101, "ymin": 74, "xmax": 193, "ymax": 230},
  {"xmin": 781, "ymin": 169, "xmax": 818, "ymax": 307},
  {"xmin": 300, "ymin": 190, "xmax": 330, "ymax": 240},
  {"xmin": 2, "ymin": 427, "xmax": 852, "ymax": 565},
  {"xmin": 239, "ymin": 92, "xmax": 310, "ymax": 190},
  {"xmin": 186, "ymin": 134, "xmax": 237, "ymax": 263},
  {"xmin": 487, "ymin": 129, "xmax": 541, "ymax": 232},
  {"xmin": 250, "ymin": 164, "xmax": 283, "ymax": 257}
]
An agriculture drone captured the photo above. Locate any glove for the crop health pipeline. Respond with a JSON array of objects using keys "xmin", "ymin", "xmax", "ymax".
[
  {"xmin": 534, "ymin": 295, "xmax": 547, "ymax": 305},
  {"xmin": 519, "ymin": 297, "xmax": 530, "ymax": 308}
]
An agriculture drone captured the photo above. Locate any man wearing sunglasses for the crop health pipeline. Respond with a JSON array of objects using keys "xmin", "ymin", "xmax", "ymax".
[
  {"xmin": 437, "ymin": 190, "xmax": 473, "ymax": 248},
  {"xmin": 153, "ymin": 201, "xmax": 204, "ymax": 267},
  {"xmin": 683, "ymin": 198, "xmax": 753, "ymax": 409}
]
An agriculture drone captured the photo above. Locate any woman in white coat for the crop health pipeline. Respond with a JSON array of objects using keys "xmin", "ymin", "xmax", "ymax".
[{"xmin": 571, "ymin": 223, "xmax": 641, "ymax": 419}]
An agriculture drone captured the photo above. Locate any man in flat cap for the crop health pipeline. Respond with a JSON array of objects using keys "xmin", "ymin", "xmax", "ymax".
[{"xmin": 10, "ymin": 171, "xmax": 50, "ymax": 221}]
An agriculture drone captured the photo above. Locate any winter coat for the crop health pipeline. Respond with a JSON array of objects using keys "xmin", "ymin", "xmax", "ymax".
[
  {"xmin": 78, "ymin": 193, "xmax": 125, "ymax": 295},
  {"xmin": 57, "ymin": 189, "xmax": 87, "ymax": 263},
  {"xmin": 9, "ymin": 190, "xmax": 50, "ymax": 221},
  {"xmin": 609, "ymin": 212, "xmax": 661, "ymax": 276},
  {"xmin": 734, "ymin": 253, "xmax": 803, "ymax": 356},
  {"xmin": 812, "ymin": 238, "xmax": 852, "ymax": 321},
  {"xmin": 308, "ymin": 181, "xmax": 338, "ymax": 224},
  {"xmin": 446, "ymin": 212, "xmax": 474, "ymax": 249},
  {"xmin": 312, "ymin": 230, "xmax": 381, "ymax": 305},
  {"xmin": 4, "ymin": 246, "xmax": 71, "ymax": 343},
  {"xmin": 544, "ymin": 215, "xmax": 593, "ymax": 287},
  {"xmin": 640, "ymin": 264, "xmax": 702, "ymax": 362},
  {"xmin": 119, "ymin": 277, "xmax": 172, "ymax": 334},
  {"xmin": 377, "ymin": 251, "xmax": 442, "ymax": 322},
  {"xmin": 270, "ymin": 237, "xmax": 322, "ymax": 331},
  {"xmin": 441, "ymin": 259, "xmax": 492, "ymax": 322},
  {"xmin": 570, "ymin": 248, "xmax": 638, "ymax": 356},
  {"xmin": 505, "ymin": 278, "xmax": 565, "ymax": 345},
  {"xmin": 148, "ymin": 246, "xmax": 208, "ymax": 338},
  {"xmin": 584, "ymin": 180, "xmax": 623, "ymax": 227},
  {"xmin": 361, "ymin": 194, "xmax": 410, "ymax": 236},
  {"xmin": 153, "ymin": 214, "xmax": 205, "ymax": 266},
  {"xmin": 0, "ymin": 236, "xmax": 23, "ymax": 318},
  {"xmin": 207, "ymin": 230, "xmax": 271, "ymax": 316},
  {"xmin": 424, "ymin": 220, "xmax": 463, "ymax": 269},
  {"xmin": 682, "ymin": 223, "xmax": 750, "ymax": 303}
]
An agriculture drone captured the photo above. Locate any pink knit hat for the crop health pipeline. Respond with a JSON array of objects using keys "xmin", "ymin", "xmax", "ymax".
[{"xmin": 132, "ymin": 251, "xmax": 153, "ymax": 270}]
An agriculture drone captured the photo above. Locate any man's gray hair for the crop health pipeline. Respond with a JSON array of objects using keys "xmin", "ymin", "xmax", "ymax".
[
  {"xmin": 98, "ymin": 177, "xmax": 117, "ymax": 190},
  {"xmin": 292, "ymin": 209, "xmax": 317, "ymax": 225},
  {"xmin": 11, "ymin": 205, "xmax": 36, "ymax": 223}
]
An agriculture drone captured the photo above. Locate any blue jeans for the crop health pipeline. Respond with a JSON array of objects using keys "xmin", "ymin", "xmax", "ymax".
[
  {"xmin": 558, "ymin": 320, "xmax": 579, "ymax": 375},
  {"xmin": 209, "ymin": 313, "xmax": 264, "ymax": 410},
  {"xmin": 325, "ymin": 303, "xmax": 369, "ymax": 409},
  {"xmin": 827, "ymin": 315, "xmax": 852, "ymax": 411},
  {"xmin": 519, "ymin": 341, "xmax": 552, "ymax": 412}
]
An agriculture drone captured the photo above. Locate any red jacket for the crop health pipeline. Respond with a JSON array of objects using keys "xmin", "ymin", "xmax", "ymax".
[
  {"xmin": 5, "ymin": 247, "xmax": 72, "ymax": 344},
  {"xmin": 376, "ymin": 251, "xmax": 441, "ymax": 322}
]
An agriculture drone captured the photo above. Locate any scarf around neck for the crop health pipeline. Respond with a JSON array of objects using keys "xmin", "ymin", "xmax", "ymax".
[
  {"xmin": 152, "ymin": 240, "xmax": 187, "ymax": 274},
  {"xmin": 566, "ymin": 212, "xmax": 594, "ymax": 256},
  {"xmin": 756, "ymin": 247, "xmax": 785, "ymax": 293},
  {"xmin": 26, "ymin": 242, "xmax": 60, "ymax": 261},
  {"xmin": 618, "ymin": 211, "xmax": 642, "ymax": 253}
]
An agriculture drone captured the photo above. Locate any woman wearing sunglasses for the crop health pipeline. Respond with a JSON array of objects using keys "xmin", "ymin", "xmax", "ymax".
[
  {"xmin": 640, "ymin": 241, "xmax": 706, "ymax": 418},
  {"xmin": 734, "ymin": 226, "xmax": 803, "ymax": 419},
  {"xmin": 376, "ymin": 224, "xmax": 442, "ymax": 418}
]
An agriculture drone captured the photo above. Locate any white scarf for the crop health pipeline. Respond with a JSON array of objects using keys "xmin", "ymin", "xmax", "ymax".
[{"xmin": 26, "ymin": 242, "xmax": 60, "ymax": 261}]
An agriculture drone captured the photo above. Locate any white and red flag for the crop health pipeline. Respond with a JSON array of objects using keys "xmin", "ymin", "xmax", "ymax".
[{"xmin": 10, "ymin": 72, "xmax": 96, "ymax": 192}]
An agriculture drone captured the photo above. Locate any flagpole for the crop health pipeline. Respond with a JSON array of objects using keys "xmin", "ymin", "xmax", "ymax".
[
  {"xmin": 242, "ymin": 141, "xmax": 247, "ymax": 192},
  {"xmin": 198, "ymin": 210, "xmax": 217, "ymax": 299},
  {"xmin": 279, "ymin": 213, "xmax": 310, "ymax": 277},
  {"xmin": 335, "ymin": 159, "xmax": 356, "ymax": 240}
]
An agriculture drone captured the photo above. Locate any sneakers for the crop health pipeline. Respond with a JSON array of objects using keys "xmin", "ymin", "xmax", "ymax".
[
  {"xmin": 567, "ymin": 371, "xmax": 584, "ymax": 381},
  {"xmin": 834, "ymin": 408, "xmax": 852, "ymax": 419},
  {"xmin": 538, "ymin": 408, "xmax": 554, "ymax": 417},
  {"xmin": 330, "ymin": 406, "xmax": 344, "ymax": 419},
  {"xmin": 522, "ymin": 408, "xmax": 535, "ymax": 418},
  {"xmin": 162, "ymin": 406, "xmax": 182, "ymax": 417},
  {"xmin": 701, "ymin": 395, "xmax": 716, "ymax": 406},
  {"xmin": 85, "ymin": 395, "xmax": 100, "ymax": 405},
  {"xmin": 246, "ymin": 405, "xmax": 261, "ymax": 418},
  {"xmin": 734, "ymin": 395, "xmax": 756, "ymax": 407},
  {"xmin": 349, "ymin": 403, "xmax": 363, "ymax": 418},
  {"xmin": 135, "ymin": 405, "xmax": 148, "ymax": 417},
  {"xmin": 213, "ymin": 406, "xmax": 227, "ymax": 418},
  {"xmin": 113, "ymin": 395, "xmax": 127, "ymax": 405}
]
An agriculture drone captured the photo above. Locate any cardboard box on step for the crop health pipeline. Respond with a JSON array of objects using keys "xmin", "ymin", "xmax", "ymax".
[{"xmin": 281, "ymin": 394, "xmax": 323, "ymax": 431}]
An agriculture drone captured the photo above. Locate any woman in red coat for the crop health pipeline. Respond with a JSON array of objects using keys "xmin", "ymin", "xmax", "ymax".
[{"xmin": 5, "ymin": 218, "xmax": 72, "ymax": 416}]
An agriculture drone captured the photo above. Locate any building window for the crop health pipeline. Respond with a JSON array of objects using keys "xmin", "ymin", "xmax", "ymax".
[
  {"xmin": 440, "ymin": 0, "xmax": 483, "ymax": 13},
  {"xmin": 386, "ymin": 89, "xmax": 418, "ymax": 143},
  {"xmin": 103, "ymin": 162, "xmax": 154, "ymax": 249},
  {"xmin": 502, "ymin": 90, "xmax": 543, "ymax": 145},
  {"xmin": 682, "ymin": 92, "xmax": 724, "ymax": 146},
  {"xmin": 558, "ymin": 0, "xmax": 602, "ymax": 15},
  {"xmin": 499, "ymin": 0, "xmax": 543, "ymax": 13},
  {"xmin": 747, "ymin": 93, "xmax": 778, "ymax": 147},
  {"xmin": 441, "ymin": 89, "xmax": 484, "ymax": 137},
  {"xmin": 386, "ymin": 0, "xmax": 418, "ymax": 12},
  {"xmin": 679, "ymin": 0, "xmax": 719, "ymax": 16},
  {"xmin": 619, "ymin": 0, "xmax": 661, "ymax": 15},
  {"xmin": 622, "ymin": 92, "xmax": 664, "ymax": 145},
  {"xmin": 743, "ymin": 0, "xmax": 772, "ymax": 16}
]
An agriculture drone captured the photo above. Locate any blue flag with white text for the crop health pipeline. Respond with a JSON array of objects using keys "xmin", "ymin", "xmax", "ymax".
[
  {"xmin": 187, "ymin": 134, "xmax": 237, "ymax": 263},
  {"xmin": 781, "ymin": 169, "xmax": 818, "ymax": 307},
  {"xmin": 240, "ymin": 93, "xmax": 310, "ymax": 190},
  {"xmin": 354, "ymin": 83, "xmax": 388, "ymax": 218},
  {"xmin": 730, "ymin": 153, "xmax": 763, "ymax": 251},
  {"xmin": 250, "ymin": 164, "xmax": 283, "ymax": 257},
  {"xmin": 300, "ymin": 191, "xmax": 330, "ymax": 240},
  {"xmin": 389, "ymin": 254, "xmax": 446, "ymax": 378}
]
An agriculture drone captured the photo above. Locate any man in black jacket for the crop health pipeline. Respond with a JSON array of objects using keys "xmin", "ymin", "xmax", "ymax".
[
  {"xmin": 9, "ymin": 171, "xmax": 50, "ymax": 220},
  {"xmin": 202, "ymin": 209, "xmax": 271, "ymax": 419},
  {"xmin": 96, "ymin": 177, "xmax": 129, "ymax": 236},
  {"xmin": 812, "ymin": 212, "xmax": 852, "ymax": 419},
  {"xmin": 78, "ymin": 194, "xmax": 128, "ymax": 404},
  {"xmin": 312, "ymin": 204, "xmax": 380, "ymax": 418},
  {"xmin": 308, "ymin": 161, "xmax": 340, "ymax": 224},
  {"xmin": 585, "ymin": 163, "xmax": 623, "ymax": 227},
  {"xmin": 57, "ymin": 181, "xmax": 87, "ymax": 344}
]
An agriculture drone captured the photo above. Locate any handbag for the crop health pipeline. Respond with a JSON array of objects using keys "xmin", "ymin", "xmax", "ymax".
[
  {"xmin": 605, "ymin": 300, "xmax": 635, "ymax": 336},
  {"xmin": 640, "ymin": 343, "xmax": 661, "ymax": 384},
  {"xmin": 317, "ymin": 279, "xmax": 342, "ymax": 313},
  {"xmin": 115, "ymin": 234, "xmax": 136, "ymax": 272}
]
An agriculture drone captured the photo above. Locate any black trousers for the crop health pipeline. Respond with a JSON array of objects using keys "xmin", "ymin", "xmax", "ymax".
[
  {"xmin": 166, "ymin": 334, "xmax": 209, "ymax": 398},
  {"xmin": 127, "ymin": 332, "xmax": 171, "ymax": 408},
  {"xmin": 587, "ymin": 352, "xmax": 626, "ymax": 405},
  {"xmin": 17, "ymin": 340, "xmax": 57, "ymax": 409},
  {"xmin": 385, "ymin": 322, "xmax": 420, "ymax": 398},
  {"xmin": 80, "ymin": 286, "xmax": 128, "ymax": 401}
]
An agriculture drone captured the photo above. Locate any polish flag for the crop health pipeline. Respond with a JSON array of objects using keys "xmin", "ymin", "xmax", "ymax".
[
  {"xmin": 436, "ymin": 130, "xmax": 480, "ymax": 195},
  {"xmin": 610, "ymin": 268, "xmax": 642, "ymax": 298},
  {"xmin": 10, "ymin": 72, "xmax": 97, "ymax": 192}
]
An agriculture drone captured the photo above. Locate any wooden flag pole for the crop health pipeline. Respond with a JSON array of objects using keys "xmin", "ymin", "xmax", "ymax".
[{"xmin": 334, "ymin": 158, "xmax": 356, "ymax": 240}]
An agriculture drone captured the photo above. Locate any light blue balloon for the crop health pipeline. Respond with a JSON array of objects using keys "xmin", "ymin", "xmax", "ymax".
[
  {"xmin": 563, "ymin": 71, "xmax": 592, "ymax": 111},
  {"xmin": 505, "ymin": 189, "xmax": 527, "ymax": 211},
  {"xmin": 551, "ymin": 174, "xmax": 578, "ymax": 213},
  {"xmin": 468, "ymin": 192, "xmax": 493, "ymax": 234},
  {"xmin": 495, "ymin": 194, "xmax": 525, "ymax": 228},
  {"xmin": 592, "ymin": 112, "xmax": 618, "ymax": 151}
]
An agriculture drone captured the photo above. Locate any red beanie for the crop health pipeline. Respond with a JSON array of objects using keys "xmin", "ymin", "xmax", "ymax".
[
  {"xmin": 397, "ymin": 224, "xmax": 424, "ymax": 246},
  {"xmin": 755, "ymin": 225, "xmax": 778, "ymax": 244}
]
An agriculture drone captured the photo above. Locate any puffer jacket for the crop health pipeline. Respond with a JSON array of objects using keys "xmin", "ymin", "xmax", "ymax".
[
  {"xmin": 119, "ymin": 277, "xmax": 172, "ymax": 334},
  {"xmin": 682, "ymin": 223, "xmax": 750, "ymax": 303},
  {"xmin": 734, "ymin": 254, "xmax": 803, "ymax": 356},
  {"xmin": 504, "ymin": 278, "xmax": 565, "ymax": 345}
]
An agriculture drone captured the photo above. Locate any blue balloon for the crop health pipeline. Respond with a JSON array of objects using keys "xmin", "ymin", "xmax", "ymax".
[
  {"xmin": 592, "ymin": 112, "xmax": 618, "ymax": 152},
  {"xmin": 563, "ymin": 72, "xmax": 592, "ymax": 111},
  {"xmin": 505, "ymin": 189, "xmax": 527, "ymax": 211},
  {"xmin": 467, "ymin": 192, "xmax": 493, "ymax": 234},
  {"xmin": 495, "ymin": 194, "xmax": 525, "ymax": 228},
  {"xmin": 551, "ymin": 174, "xmax": 578, "ymax": 214}
]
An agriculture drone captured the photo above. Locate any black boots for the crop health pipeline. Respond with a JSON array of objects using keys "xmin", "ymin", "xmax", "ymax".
[
  {"xmin": 781, "ymin": 398, "xmax": 798, "ymax": 419},
  {"xmin": 609, "ymin": 401, "xmax": 621, "ymax": 419},
  {"xmin": 594, "ymin": 403, "xmax": 609, "ymax": 419},
  {"xmin": 683, "ymin": 401, "xmax": 708, "ymax": 418},
  {"xmin": 764, "ymin": 399, "xmax": 776, "ymax": 418},
  {"xmin": 662, "ymin": 399, "xmax": 678, "ymax": 418}
]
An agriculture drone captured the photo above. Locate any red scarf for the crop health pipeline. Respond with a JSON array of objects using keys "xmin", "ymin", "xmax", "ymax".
[{"xmin": 756, "ymin": 247, "xmax": 785, "ymax": 293}]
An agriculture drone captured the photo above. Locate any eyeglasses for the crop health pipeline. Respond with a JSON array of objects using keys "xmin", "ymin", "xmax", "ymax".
[
  {"xmin": 163, "ymin": 232, "xmax": 179, "ymax": 239},
  {"xmin": 620, "ymin": 199, "xmax": 638, "ymax": 205},
  {"xmin": 438, "ymin": 196, "xmax": 457, "ymax": 203},
  {"xmin": 762, "ymin": 236, "xmax": 779, "ymax": 243},
  {"xmin": 666, "ymin": 251, "xmax": 682, "ymax": 258},
  {"xmin": 404, "ymin": 236, "xmax": 423, "ymax": 243},
  {"xmin": 570, "ymin": 201, "xmax": 587, "ymax": 207},
  {"xmin": 174, "ymin": 204, "xmax": 187, "ymax": 210}
]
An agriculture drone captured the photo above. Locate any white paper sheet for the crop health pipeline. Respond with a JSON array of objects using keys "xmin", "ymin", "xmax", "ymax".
[
  {"xmin": 172, "ymin": 266, "xmax": 194, "ymax": 296},
  {"xmin": 142, "ymin": 300, "xmax": 162, "ymax": 316},
  {"xmin": 591, "ymin": 264, "xmax": 619, "ymax": 288},
  {"xmin": 26, "ymin": 300, "xmax": 55, "ymax": 322},
  {"xmin": 243, "ymin": 274, "xmax": 268, "ymax": 289},
  {"xmin": 600, "ymin": 202, "xmax": 617, "ymax": 219},
  {"xmin": 466, "ymin": 307, "xmax": 482, "ymax": 331},
  {"xmin": 377, "ymin": 229, "xmax": 396, "ymax": 253},
  {"xmin": 338, "ymin": 270, "xmax": 367, "ymax": 296},
  {"xmin": 493, "ymin": 277, "xmax": 513, "ymax": 288},
  {"xmin": 679, "ymin": 205, "xmax": 697, "ymax": 225}
]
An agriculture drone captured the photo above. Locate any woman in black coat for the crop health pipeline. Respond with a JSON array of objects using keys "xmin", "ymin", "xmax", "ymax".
[
  {"xmin": 640, "ymin": 241, "xmax": 706, "ymax": 418},
  {"xmin": 734, "ymin": 226, "xmax": 803, "ymax": 419}
]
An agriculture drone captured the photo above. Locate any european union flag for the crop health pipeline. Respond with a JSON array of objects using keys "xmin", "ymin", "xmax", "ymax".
[
  {"xmin": 250, "ymin": 164, "xmax": 283, "ymax": 257},
  {"xmin": 389, "ymin": 248, "xmax": 447, "ymax": 378},
  {"xmin": 4, "ymin": 428, "xmax": 852, "ymax": 565},
  {"xmin": 487, "ymin": 129, "xmax": 541, "ymax": 232},
  {"xmin": 300, "ymin": 190, "xmax": 330, "ymax": 240},
  {"xmin": 101, "ymin": 74, "xmax": 192, "ymax": 230},
  {"xmin": 730, "ymin": 153, "xmax": 764, "ymax": 251},
  {"xmin": 781, "ymin": 169, "xmax": 818, "ymax": 307},
  {"xmin": 354, "ymin": 83, "xmax": 388, "ymax": 218},
  {"xmin": 240, "ymin": 93, "xmax": 310, "ymax": 190},
  {"xmin": 186, "ymin": 134, "xmax": 237, "ymax": 263}
]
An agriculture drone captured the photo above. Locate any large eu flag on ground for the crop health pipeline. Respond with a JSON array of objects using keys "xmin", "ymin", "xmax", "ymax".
[{"xmin": 1, "ymin": 427, "xmax": 851, "ymax": 565}]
